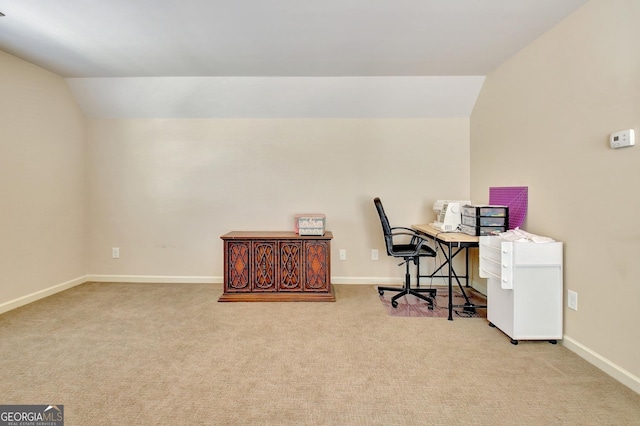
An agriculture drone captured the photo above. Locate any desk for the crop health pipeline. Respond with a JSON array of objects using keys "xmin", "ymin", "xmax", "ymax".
[{"xmin": 411, "ymin": 224, "xmax": 483, "ymax": 320}]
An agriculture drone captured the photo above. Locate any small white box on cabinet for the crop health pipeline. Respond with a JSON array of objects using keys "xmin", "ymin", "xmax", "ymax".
[{"xmin": 479, "ymin": 235, "xmax": 563, "ymax": 345}]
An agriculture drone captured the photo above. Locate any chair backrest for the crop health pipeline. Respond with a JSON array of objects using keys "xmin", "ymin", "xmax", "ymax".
[{"xmin": 373, "ymin": 197, "xmax": 394, "ymax": 254}]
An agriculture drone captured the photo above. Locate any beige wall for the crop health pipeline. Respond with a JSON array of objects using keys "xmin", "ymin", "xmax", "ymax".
[
  {"xmin": 471, "ymin": 0, "xmax": 640, "ymax": 381},
  {"xmin": 86, "ymin": 118, "xmax": 470, "ymax": 282},
  {"xmin": 0, "ymin": 51, "xmax": 87, "ymax": 310}
]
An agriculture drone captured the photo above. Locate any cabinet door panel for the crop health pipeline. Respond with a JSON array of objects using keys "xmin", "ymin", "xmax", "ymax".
[
  {"xmin": 226, "ymin": 241, "xmax": 250, "ymax": 292},
  {"xmin": 253, "ymin": 241, "xmax": 277, "ymax": 291},
  {"xmin": 279, "ymin": 241, "xmax": 303, "ymax": 291},
  {"xmin": 304, "ymin": 241, "xmax": 329, "ymax": 292}
]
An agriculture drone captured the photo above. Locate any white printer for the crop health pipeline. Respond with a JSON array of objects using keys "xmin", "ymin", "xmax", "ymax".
[{"xmin": 430, "ymin": 200, "xmax": 470, "ymax": 232}]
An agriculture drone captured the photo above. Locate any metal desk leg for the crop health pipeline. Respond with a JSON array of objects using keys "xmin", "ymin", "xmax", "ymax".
[
  {"xmin": 465, "ymin": 248, "xmax": 470, "ymax": 287},
  {"xmin": 448, "ymin": 241, "xmax": 453, "ymax": 321}
]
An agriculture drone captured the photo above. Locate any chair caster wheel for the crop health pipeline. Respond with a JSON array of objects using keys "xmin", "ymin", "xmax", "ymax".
[
  {"xmin": 378, "ymin": 289, "xmax": 384, "ymax": 296},
  {"xmin": 391, "ymin": 300, "xmax": 398, "ymax": 308},
  {"xmin": 510, "ymin": 339, "xmax": 518, "ymax": 345}
]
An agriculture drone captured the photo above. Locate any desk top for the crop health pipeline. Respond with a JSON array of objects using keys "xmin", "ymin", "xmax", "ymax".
[{"xmin": 412, "ymin": 224, "xmax": 479, "ymax": 244}]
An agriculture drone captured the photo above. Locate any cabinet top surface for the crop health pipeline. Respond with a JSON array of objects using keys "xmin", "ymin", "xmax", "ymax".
[{"xmin": 221, "ymin": 231, "xmax": 333, "ymax": 240}]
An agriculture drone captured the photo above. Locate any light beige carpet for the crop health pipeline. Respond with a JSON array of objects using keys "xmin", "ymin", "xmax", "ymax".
[{"xmin": 1, "ymin": 283, "xmax": 639, "ymax": 425}]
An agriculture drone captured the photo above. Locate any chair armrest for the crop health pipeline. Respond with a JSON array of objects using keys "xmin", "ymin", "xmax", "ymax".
[
  {"xmin": 390, "ymin": 226, "xmax": 415, "ymax": 233},
  {"xmin": 389, "ymin": 227, "xmax": 433, "ymax": 252}
]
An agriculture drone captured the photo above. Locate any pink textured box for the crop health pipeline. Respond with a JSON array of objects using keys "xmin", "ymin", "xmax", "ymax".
[{"xmin": 294, "ymin": 214, "xmax": 326, "ymax": 235}]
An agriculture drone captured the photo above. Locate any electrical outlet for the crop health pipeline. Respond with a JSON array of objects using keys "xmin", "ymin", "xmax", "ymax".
[
  {"xmin": 339, "ymin": 249, "xmax": 346, "ymax": 261},
  {"xmin": 371, "ymin": 249, "xmax": 379, "ymax": 260},
  {"xmin": 112, "ymin": 247, "xmax": 120, "ymax": 259},
  {"xmin": 567, "ymin": 290, "xmax": 578, "ymax": 311}
]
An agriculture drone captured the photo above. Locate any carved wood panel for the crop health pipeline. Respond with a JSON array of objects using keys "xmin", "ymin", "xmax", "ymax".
[
  {"xmin": 226, "ymin": 241, "xmax": 250, "ymax": 292},
  {"xmin": 279, "ymin": 241, "xmax": 302, "ymax": 291},
  {"xmin": 252, "ymin": 241, "xmax": 276, "ymax": 291},
  {"xmin": 304, "ymin": 240, "xmax": 329, "ymax": 291}
]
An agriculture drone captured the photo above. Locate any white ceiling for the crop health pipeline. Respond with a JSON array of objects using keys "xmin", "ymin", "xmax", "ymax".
[{"xmin": 0, "ymin": 0, "xmax": 589, "ymax": 117}]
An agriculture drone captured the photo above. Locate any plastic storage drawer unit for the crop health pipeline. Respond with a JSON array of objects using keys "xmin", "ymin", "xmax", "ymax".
[
  {"xmin": 461, "ymin": 205, "xmax": 508, "ymax": 217},
  {"xmin": 461, "ymin": 215, "xmax": 507, "ymax": 227},
  {"xmin": 460, "ymin": 205, "xmax": 509, "ymax": 236},
  {"xmin": 459, "ymin": 224, "xmax": 504, "ymax": 236}
]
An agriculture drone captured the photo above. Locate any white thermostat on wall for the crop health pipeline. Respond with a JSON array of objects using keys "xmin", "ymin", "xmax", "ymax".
[{"xmin": 610, "ymin": 129, "xmax": 635, "ymax": 149}]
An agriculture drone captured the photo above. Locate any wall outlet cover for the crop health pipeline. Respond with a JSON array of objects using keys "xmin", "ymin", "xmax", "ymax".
[{"xmin": 568, "ymin": 290, "xmax": 578, "ymax": 311}]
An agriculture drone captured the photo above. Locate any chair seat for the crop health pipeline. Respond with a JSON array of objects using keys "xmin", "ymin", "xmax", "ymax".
[{"xmin": 391, "ymin": 244, "xmax": 436, "ymax": 257}]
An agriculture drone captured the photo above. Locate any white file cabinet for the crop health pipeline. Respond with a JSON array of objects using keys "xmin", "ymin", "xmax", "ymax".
[{"xmin": 479, "ymin": 236, "xmax": 563, "ymax": 345}]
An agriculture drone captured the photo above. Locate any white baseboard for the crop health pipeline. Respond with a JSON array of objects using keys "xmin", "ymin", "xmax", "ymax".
[
  {"xmin": 0, "ymin": 275, "xmax": 87, "ymax": 315},
  {"xmin": 331, "ymin": 276, "xmax": 457, "ymax": 286},
  {"xmin": 471, "ymin": 280, "xmax": 487, "ymax": 295},
  {"xmin": 331, "ymin": 276, "xmax": 400, "ymax": 285},
  {"xmin": 85, "ymin": 275, "xmax": 457, "ymax": 287},
  {"xmin": 86, "ymin": 275, "xmax": 405, "ymax": 286},
  {"xmin": 562, "ymin": 335, "xmax": 640, "ymax": 394},
  {"xmin": 86, "ymin": 274, "xmax": 221, "ymax": 284}
]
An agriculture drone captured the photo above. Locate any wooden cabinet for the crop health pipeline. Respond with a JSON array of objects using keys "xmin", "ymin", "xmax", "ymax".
[{"xmin": 220, "ymin": 231, "xmax": 334, "ymax": 302}]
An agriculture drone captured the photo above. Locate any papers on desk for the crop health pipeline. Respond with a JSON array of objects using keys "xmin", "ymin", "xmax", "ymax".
[{"xmin": 498, "ymin": 228, "xmax": 555, "ymax": 243}]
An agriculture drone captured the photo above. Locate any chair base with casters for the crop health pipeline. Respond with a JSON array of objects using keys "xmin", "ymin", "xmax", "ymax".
[{"xmin": 377, "ymin": 255, "xmax": 437, "ymax": 309}]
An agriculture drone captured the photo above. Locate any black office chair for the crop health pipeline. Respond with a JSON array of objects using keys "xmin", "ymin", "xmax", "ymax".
[{"xmin": 374, "ymin": 197, "xmax": 437, "ymax": 309}]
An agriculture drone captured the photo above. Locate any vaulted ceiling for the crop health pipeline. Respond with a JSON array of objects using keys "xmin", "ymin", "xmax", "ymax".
[{"xmin": 0, "ymin": 0, "xmax": 589, "ymax": 117}]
